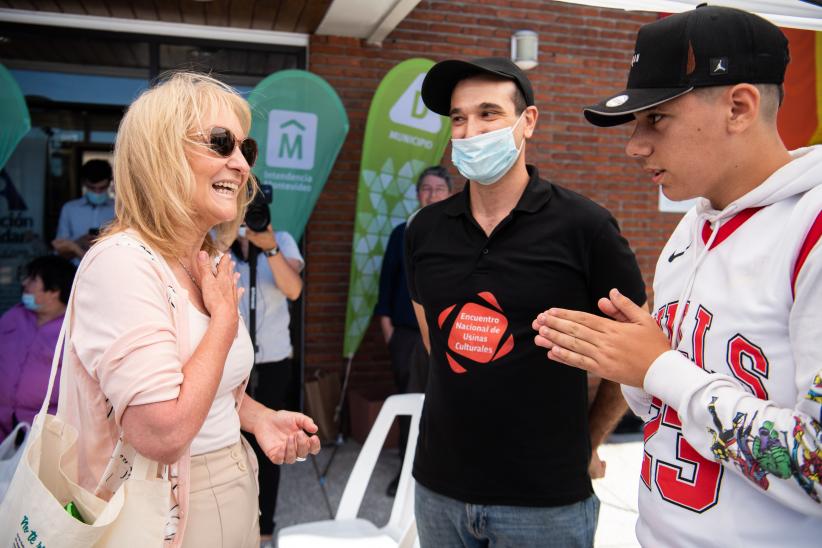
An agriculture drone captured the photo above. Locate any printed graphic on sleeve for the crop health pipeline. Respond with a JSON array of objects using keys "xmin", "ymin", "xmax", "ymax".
[
  {"xmin": 804, "ymin": 373, "xmax": 822, "ymax": 422},
  {"xmin": 437, "ymin": 291, "xmax": 514, "ymax": 374},
  {"xmin": 707, "ymin": 398, "xmax": 771, "ymax": 491},
  {"xmin": 707, "ymin": 396, "xmax": 822, "ymax": 503}
]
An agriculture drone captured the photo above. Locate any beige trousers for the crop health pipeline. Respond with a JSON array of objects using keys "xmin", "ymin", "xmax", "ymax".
[{"xmin": 181, "ymin": 440, "xmax": 260, "ymax": 548}]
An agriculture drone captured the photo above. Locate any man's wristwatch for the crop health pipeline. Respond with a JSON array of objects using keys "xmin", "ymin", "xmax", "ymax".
[{"xmin": 263, "ymin": 246, "xmax": 280, "ymax": 257}]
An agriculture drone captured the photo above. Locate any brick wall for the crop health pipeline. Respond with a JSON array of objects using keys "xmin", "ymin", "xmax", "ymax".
[{"xmin": 305, "ymin": 0, "xmax": 681, "ymax": 392}]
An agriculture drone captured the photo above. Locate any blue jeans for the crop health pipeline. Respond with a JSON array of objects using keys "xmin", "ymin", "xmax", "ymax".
[{"xmin": 415, "ymin": 482, "xmax": 600, "ymax": 548}]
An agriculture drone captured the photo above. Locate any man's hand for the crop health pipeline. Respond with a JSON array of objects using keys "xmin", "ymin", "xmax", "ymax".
[
  {"xmin": 52, "ymin": 238, "xmax": 84, "ymax": 259},
  {"xmin": 253, "ymin": 409, "xmax": 321, "ymax": 464},
  {"xmin": 75, "ymin": 233, "xmax": 95, "ymax": 250},
  {"xmin": 379, "ymin": 316, "xmax": 394, "ymax": 345},
  {"xmin": 531, "ymin": 288, "xmax": 669, "ymax": 387},
  {"xmin": 589, "ymin": 449, "xmax": 606, "ymax": 479},
  {"xmin": 246, "ymin": 224, "xmax": 278, "ymax": 252}
]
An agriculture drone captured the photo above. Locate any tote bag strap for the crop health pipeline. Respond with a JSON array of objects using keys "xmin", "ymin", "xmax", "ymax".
[
  {"xmin": 96, "ymin": 438, "xmax": 159, "ymax": 492},
  {"xmin": 35, "ymin": 280, "xmax": 74, "ymax": 426},
  {"xmin": 131, "ymin": 453, "xmax": 159, "ymax": 480},
  {"xmin": 38, "ymin": 234, "xmax": 97, "ymax": 423}
]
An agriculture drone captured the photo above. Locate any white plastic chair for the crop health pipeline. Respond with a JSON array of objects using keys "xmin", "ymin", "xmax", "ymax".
[{"xmin": 278, "ymin": 393, "xmax": 425, "ymax": 548}]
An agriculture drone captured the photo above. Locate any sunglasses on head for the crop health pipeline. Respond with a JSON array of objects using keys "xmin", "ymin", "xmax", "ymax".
[{"xmin": 203, "ymin": 126, "xmax": 258, "ymax": 167}]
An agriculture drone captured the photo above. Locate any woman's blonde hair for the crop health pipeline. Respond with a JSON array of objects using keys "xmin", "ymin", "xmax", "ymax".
[{"xmin": 105, "ymin": 71, "xmax": 256, "ymax": 257}]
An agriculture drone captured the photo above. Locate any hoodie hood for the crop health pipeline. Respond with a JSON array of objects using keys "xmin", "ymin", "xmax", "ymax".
[
  {"xmin": 666, "ymin": 145, "xmax": 822, "ymax": 350},
  {"xmin": 695, "ymin": 146, "xmax": 822, "ymax": 223}
]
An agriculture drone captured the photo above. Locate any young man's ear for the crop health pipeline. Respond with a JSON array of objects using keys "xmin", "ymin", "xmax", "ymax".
[
  {"xmin": 727, "ymin": 84, "xmax": 760, "ymax": 134},
  {"xmin": 523, "ymin": 105, "xmax": 539, "ymax": 139}
]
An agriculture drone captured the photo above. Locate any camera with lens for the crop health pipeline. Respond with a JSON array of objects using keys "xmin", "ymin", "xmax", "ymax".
[{"xmin": 244, "ymin": 184, "xmax": 273, "ymax": 233}]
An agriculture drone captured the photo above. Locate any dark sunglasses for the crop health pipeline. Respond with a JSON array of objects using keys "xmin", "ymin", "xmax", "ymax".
[{"xmin": 203, "ymin": 127, "xmax": 258, "ymax": 167}]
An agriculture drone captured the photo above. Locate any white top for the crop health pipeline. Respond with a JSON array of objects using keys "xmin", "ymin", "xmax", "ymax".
[
  {"xmin": 235, "ymin": 231, "xmax": 304, "ymax": 363},
  {"xmin": 623, "ymin": 146, "xmax": 822, "ymax": 546},
  {"xmin": 188, "ymin": 304, "xmax": 254, "ymax": 456}
]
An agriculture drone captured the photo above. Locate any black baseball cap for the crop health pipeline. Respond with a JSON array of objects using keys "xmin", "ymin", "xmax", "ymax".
[
  {"xmin": 584, "ymin": 5, "xmax": 789, "ymax": 127},
  {"xmin": 421, "ymin": 57, "xmax": 535, "ymax": 116}
]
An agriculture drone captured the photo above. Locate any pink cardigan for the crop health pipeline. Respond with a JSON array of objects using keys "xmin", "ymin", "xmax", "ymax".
[{"xmin": 57, "ymin": 231, "xmax": 254, "ymax": 546}]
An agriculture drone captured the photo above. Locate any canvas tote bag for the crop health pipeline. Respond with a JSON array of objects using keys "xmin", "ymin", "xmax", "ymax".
[{"xmin": 0, "ymin": 288, "xmax": 170, "ymax": 547}]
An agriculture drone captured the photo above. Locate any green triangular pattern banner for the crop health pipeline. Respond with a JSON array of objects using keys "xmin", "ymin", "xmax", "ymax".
[
  {"xmin": 0, "ymin": 64, "xmax": 30, "ymax": 171},
  {"xmin": 248, "ymin": 70, "xmax": 349, "ymax": 242},
  {"xmin": 343, "ymin": 58, "xmax": 451, "ymax": 358}
]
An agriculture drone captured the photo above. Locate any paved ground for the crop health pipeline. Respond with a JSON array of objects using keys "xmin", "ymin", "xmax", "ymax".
[
  {"xmin": 592, "ymin": 434, "xmax": 642, "ymax": 548},
  {"xmin": 265, "ymin": 433, "xmax": 643, "ymax": 547}
]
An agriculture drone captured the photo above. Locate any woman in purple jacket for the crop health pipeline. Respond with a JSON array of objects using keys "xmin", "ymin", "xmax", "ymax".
[{"xmin": 0, "ymin": 255, "xmax": 76, "ymax": 442}]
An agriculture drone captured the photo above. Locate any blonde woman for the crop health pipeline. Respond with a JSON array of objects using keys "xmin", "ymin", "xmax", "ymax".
[{"xmin": 57, "ymin": 72, "xmax": 321, "ymax": 547}]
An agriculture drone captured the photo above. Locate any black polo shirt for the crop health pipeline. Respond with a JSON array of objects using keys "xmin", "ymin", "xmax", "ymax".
[{"xmin": 405, "ymin": 165, "xmax": 646, "ymax": 507}]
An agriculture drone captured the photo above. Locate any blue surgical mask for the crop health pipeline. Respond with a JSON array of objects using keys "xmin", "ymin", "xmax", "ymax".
[
  {"xmin": 85, "ymin": 190, "xmax": 109, "ymax": 206},
  {"xmin": 451, "ymin": 112, "xmax": 526, "ymax": 185},
  {"xmin": 21, "ymin": 293, "xmax": 39, "ymax": 311}
]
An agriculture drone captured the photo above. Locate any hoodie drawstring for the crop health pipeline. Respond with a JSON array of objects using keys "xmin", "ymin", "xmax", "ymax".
[{"xmin": 669, "ymin": 214, "xmax": 727, "ymax": 349}]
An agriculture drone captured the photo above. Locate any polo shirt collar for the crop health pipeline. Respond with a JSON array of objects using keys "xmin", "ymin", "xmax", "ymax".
[{"xmin": 444, "ymin": 164, "xmax": 552, "ymax": 217}]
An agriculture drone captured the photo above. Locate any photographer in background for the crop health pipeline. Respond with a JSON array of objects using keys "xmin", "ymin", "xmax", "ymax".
[
  {"xmin": 52, "ymin": 159, "xmax": 115, "ymax": 264},
  {"xmin": 230, "ymin": 189, "xmax": 304, "ymax": 545}
]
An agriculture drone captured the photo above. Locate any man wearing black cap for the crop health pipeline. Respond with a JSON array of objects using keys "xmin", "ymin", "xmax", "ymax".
[
  {"xmin": 535, "ymin": 5, "xmax": 822, "ymax": 545},
  {"xmin": 405, "ymin": 57, "xmax": 646, "ymax": 546}
]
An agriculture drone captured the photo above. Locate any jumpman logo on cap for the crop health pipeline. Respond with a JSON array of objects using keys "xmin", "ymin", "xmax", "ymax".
[{"xmin": 711, "ymin": 57, "xmax": 728, "ymax": 75}]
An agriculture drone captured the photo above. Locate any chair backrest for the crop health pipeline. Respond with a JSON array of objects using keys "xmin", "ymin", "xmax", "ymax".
[{"xmin": 335, "ymin": 393, "xmax": 424, "ymax": 539}]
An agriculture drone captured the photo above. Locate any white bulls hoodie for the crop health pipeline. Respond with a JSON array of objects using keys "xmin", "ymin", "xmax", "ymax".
[{"xmin": 623, "ymin": 145, "xmax": 822, "ymax": 547}]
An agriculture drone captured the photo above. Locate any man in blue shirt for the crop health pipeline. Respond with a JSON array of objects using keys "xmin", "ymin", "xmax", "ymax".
[
  {"xmin": 375, "ymin": 165, "xmax": 452, "ymax": 496},
  {"xmin": 52, "ymin": 159, "xmax": 115, "ymax": 263}
]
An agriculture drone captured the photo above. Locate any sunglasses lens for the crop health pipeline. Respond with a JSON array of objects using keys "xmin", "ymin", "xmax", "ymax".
[
  {"xmin": 240, "ymin": 138, "xmax": 258, "ymax": 167},
  {"xmin": 209, "ymin": 127, "xmax": 235, "ymax": 157},
  {"xmin": 207, "ymin": 127, "xmax": 256, "ymax": 166}
]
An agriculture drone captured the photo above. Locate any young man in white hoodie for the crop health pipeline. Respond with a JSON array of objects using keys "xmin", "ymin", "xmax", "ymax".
[{"xmin": 533, "ymin": 5, "xmax": 822, "ymax": 546}]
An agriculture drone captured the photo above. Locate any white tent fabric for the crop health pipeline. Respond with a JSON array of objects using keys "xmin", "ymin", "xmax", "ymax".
[{"xmin": 552, "ymin": 1, "xmax": 822, "ymax": 31}]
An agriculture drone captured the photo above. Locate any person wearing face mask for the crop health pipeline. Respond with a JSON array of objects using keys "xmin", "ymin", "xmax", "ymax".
[
  {"xmin": 404, "ymin": 57, "xmax": 646, "ymax": 547},
  {"xmin": 52, "ymin": 159, "xmax": 115, "ymax": 264},
  {"xmin": 0, "ymin": 255, "xmax": 75, "ymax": 443}
]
